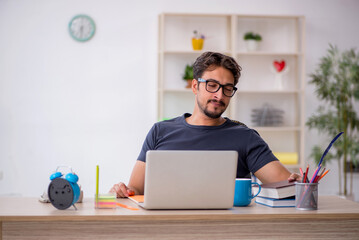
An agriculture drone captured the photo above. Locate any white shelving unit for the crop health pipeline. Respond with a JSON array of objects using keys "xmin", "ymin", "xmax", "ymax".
[{"xmin": 158, "ymin": 13, "xmax": 305, "ymax": 170}]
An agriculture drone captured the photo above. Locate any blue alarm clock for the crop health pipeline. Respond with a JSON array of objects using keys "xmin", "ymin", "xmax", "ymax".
[{"xmin": 48, "ymin": 166, "xmax": 80, "ymax": 210}]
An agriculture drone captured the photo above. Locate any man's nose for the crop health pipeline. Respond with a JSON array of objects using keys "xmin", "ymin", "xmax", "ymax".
[{"xmin": 213, "ymin": 86, "xmax": 225, "ymax": 99}]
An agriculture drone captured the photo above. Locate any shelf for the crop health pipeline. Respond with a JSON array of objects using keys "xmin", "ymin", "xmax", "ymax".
[
  {"xmin": 237, "ymin": 52, "xmax": 303, "ymax": 56},
  {"xmin": 238, "ymin": 90, "xmax": 301, "ymax": 94},
  {"xmin": 163, "ymin": 50, "xmax": 206, "ymax": 54},
  {"xmin": 158, "ymin": 13, "xmax": 305, "ymax": 169},
  {"xmin": 162, "ymin": 13, "xmax": 230, "ymax": 17},
  {"xmin": 161, "ymin": 89, "xmax": 302, "ymax": 94},
  {"xmin": 163, "ymin": 50, "xmax": 231, "ymax": 55},
  {"xmin": 250, "ymin": 126, "xmax": 301, "ymax": 131},
  {"xmin": 162, "ymin": 88, "xmax": 193, "ymax": 93},
  {"xmin": 237, "ymin": 14, "xmax": 303, "ymax": 19},
  {"xmin": 162, "ymin": 14, "xmax": 229, "ymax": 52},
  {"xmin": 162, "ymin": 50, "xmax": 302, "ymax": 56}
]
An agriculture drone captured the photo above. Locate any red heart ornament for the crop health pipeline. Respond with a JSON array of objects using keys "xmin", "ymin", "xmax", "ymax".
[{"xmin": 273, "ymin": 60, "xmax": 286, "ymax": 72}]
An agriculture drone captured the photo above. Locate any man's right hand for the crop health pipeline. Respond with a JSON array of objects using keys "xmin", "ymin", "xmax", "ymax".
[{"xmin": 110, "ymin": 182, "xmax": 135, "ymax": 198}]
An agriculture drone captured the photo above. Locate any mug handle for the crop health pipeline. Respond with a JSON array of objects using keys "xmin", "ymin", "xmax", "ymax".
[{"xmin": 251, "ymin": 182, "xmax": 261, "ymax": 199}]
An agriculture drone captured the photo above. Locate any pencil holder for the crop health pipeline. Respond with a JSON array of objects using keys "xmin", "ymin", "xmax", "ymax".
[
  {"xmin": 295, "ymin": 182, "xmax": 318, "ymax": 210},
  {"xmin": 95, "ymin": 193, "xmax": 116, "ymax": 209}
]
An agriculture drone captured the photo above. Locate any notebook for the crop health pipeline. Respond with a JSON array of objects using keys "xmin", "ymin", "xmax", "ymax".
[
  {"xmin": 129, "ymin": 150, "xmax": 238, "ymax": 209},
  {"xmin": 255, "ymin": 196, "xmax": 295, "ymax": 208}
]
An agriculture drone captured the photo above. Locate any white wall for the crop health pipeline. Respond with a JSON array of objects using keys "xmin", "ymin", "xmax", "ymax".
[{"xmin": 1, "ymin": 0, "xmax": 359, "ymax": 200}]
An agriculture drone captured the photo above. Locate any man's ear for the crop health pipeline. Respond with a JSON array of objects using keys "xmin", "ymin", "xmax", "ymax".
[{"xmin": 191, "ymin": 79, "xmax": 198, "ymax": 95}]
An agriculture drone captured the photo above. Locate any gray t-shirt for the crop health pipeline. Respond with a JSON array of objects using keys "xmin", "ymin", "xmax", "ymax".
[{"xmin": 138, "ymin": 113, "xmax": 278, "ymax": 178}]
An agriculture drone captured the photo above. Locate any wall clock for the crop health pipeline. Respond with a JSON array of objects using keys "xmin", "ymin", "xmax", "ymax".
[{"xmin": 68, "ymin": 14, "xmax": 96, "ymax": 42}]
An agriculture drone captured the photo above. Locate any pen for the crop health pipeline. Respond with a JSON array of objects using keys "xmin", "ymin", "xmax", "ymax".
[{"xmin": 300, "ymin": 168, "xmax": 304, "ymax": 182}]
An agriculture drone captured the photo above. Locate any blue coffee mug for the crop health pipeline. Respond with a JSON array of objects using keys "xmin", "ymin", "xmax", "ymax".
[{"xmin": 233, "ymin": 178, "xmax": 261, "ymax": 207}]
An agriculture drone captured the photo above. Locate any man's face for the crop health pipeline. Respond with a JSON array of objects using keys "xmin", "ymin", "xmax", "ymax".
[{"xmin": 194, "ymin": 66, "xmax": 235, "ymax": 119}]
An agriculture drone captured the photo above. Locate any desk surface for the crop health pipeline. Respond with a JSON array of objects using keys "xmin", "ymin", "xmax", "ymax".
[
  {"xmin": 1, "ymin": 196, "xmax": 359, "ymax": 240},
  {"xmin": 1, "ymin": 195, "xmax": 359, "ymax": 222}
]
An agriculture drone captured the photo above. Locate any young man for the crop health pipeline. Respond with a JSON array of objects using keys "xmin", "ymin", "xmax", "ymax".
[{"xmin": 111, "ymin": 52, "xmax": 301, "ymax": 198}]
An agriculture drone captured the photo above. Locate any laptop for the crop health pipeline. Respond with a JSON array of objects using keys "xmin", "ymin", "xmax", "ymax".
[{"xmin": 129, "ymin": 150, "xmax": 238, "ymax": 209}]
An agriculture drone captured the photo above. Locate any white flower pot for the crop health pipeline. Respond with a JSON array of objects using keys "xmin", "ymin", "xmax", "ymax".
[{"xmin": 245, "ymin": 40, "xmax": 260, "ymax": 51}]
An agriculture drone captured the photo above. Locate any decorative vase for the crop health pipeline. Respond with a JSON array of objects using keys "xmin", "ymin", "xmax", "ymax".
[
  {"xmin": 245, "ymin": 40, "xmax": 259, "ymax": 51},
  {"xmin": 185, "ymin": 79, "xmax": 192, "ymax": 88},
  {"xmin": 192, "ymin": 38, "xmax": 204, "ymax": 51},
  {"xmin": 271, "ymin": 60, "xmax": 289, "ymax": 90}
]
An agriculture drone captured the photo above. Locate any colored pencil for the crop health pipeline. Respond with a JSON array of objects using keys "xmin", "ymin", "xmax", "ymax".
[
  {"xmin": 303, "ymin": 164, "xmax": 309, "ymax": 183},
  {"xmin": 319, "ymin": 167, "xmax": 326, "ymax": 178},
  {"xmin": 319, "ymin": 169, "xmax": 330, "ymax": 181},
  {"xmin": 96, "ymin": 165, "xmax": 99, "ymax": 201},
  {"xmin": 299, "ymin": 168, "xmax": 304, "ymax": 183},
  {"xmin": 310, "ymin": 164, "xmax": 322, "ymax": 183}
]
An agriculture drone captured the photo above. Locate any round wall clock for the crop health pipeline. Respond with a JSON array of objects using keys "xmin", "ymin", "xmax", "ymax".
[{"xmin": 68, "ymin": 14, "xmax": 96, "ymax": 42}]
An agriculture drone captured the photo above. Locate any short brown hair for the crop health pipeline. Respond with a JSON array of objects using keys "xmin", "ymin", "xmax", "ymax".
[{"xmin": 193, "ymin": 52, "xmax": 242, "ymax": 86}]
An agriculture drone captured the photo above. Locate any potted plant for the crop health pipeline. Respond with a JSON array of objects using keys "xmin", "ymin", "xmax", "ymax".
[
  {"xmin": 243, "ymin": 32, "xmax": 262, "ymax": 51},
  {"xmin": 306, "ymin": 45, "xmax": 359, "ymax": 197},
  {"xmin": 183, "ymin": 64, "xmax": 194, "ymax": 88}
]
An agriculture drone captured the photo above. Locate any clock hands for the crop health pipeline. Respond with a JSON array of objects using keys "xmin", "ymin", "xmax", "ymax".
[
  {"xmin": 69, "ymin": 15, "xmax": 95, "ymax": 41},
  {"xmin": 80, "ymin": 25, "xmax": 84, "ymax": 38}
]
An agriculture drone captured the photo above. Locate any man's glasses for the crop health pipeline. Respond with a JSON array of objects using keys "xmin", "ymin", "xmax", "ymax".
[{"xmin": 197, "ymin": 78, "xmax": 237, "ymax": 97}]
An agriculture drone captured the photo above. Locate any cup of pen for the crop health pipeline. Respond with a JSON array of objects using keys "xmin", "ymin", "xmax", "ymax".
[{"xmin": 295, "ymin": 182, "xmax": 319, "ymax": 210}]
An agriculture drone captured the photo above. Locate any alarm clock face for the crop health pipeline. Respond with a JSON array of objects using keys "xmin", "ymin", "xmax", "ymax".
[
  {"xmin": 48, "ymin": 178, "xmax": 74, "ymax": 210},
  {"xmin": 68, "ymin": 15, "xmax": 95, "ymax": 42}
]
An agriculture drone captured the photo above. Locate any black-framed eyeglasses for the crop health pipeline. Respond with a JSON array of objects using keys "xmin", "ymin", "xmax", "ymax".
[{"xmin": 197, "ymin": 78, "xmax": 237, "ymax": 97}]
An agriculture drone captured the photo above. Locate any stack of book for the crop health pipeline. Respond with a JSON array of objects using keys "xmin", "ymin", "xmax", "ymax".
[{"xmin": 253, "ymin": 180, "xmax": 296, "ymax": 208}]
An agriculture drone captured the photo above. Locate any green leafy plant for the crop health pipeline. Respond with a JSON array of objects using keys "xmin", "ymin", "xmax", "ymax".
[
  {"xmin": 182, "ymin": 64, "xmax": 193, "ymax": 80},
  {"xmin": 306, "ymin": 44, "xmax": 359, "ymax": 196},
  {"xmin": 243, "ymin": 32, "xmax": 262, "ymax": 41}
]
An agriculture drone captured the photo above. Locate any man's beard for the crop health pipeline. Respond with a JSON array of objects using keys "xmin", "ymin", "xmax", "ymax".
[{"xmin": 200, "ymin": 99, "xmax": 226, "ymax": 119}]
